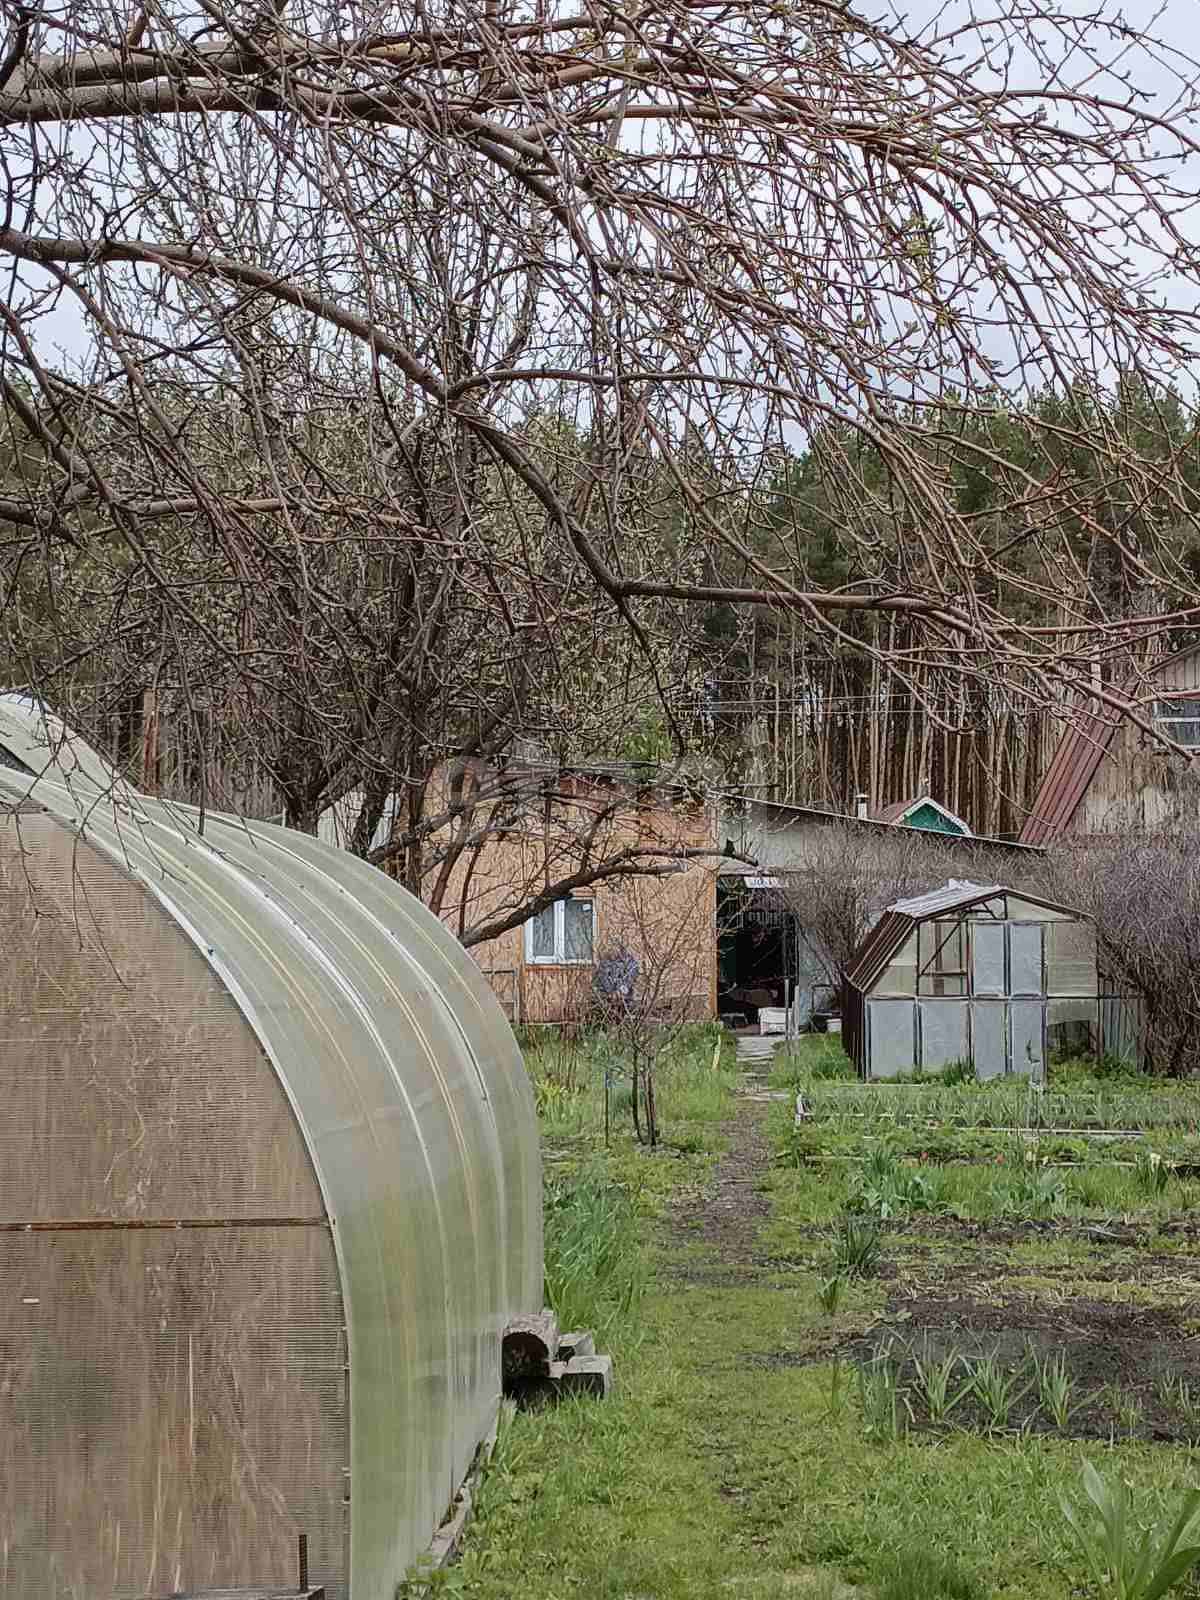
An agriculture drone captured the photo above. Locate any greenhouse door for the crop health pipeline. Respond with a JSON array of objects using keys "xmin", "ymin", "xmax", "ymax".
[{"xmin": 968, "ymin": 922, "xmax": 1045, "ymax": 1079}]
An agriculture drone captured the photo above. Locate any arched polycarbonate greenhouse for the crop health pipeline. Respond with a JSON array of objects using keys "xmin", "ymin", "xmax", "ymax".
[{"xmin": 0, "ymin": 695, "xmax": 542, "ymax": 1600}]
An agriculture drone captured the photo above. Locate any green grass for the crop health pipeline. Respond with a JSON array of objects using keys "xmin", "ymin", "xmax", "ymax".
[
  {"xmin": 542, "ymin": 1164, "xmax": 647, "ymax": 1337},
  {"xmin": 445, "ymin": 1265, "xmax": 1200, "ymax": 1600},
  {"xmin": 874, "ymin": 1546, "xmax": 989, "ymax": 1599},
  {"xmin": 528, "ymin": 1020, "xmax": 737, "ymax": 1155},
  {"xmin": 418, "ymin": 1027, "xmax": 1200, "ymax": 1600}
]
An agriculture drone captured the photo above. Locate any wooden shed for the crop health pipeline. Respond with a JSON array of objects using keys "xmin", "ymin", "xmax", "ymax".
[{"xmin": 0, "ymin": 696, "xmax": 542, "ymax": 1599}]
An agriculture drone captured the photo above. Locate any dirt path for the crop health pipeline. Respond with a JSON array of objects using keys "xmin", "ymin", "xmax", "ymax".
[{"xmin": 664, "ymin": 1074, "xmax": 782, "ymax": 1271}]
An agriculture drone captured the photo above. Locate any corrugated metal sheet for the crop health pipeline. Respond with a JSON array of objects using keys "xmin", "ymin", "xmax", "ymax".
[
  {"xmin": 845, "ymin": 883, "xmax": 1082, "ymax": 995},
  {"xmin": 1018, "ymin": 700, "xmax": 1123, "ymax": 846},
  {"xmin": 888, "ymin": 881, "xmax": 1002, "ymax": 919},
  {"xmin": 0, "ymin": 699, "xmax": 541, "ymax": 1600}
]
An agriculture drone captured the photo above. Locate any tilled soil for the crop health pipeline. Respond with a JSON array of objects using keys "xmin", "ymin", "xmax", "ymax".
[{"xmin": 667, "ymin": 1076, "xmax": 1200, "ymax": 1444}]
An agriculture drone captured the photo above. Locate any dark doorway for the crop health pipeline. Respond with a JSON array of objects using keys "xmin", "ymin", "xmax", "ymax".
[{"xmin": 717, "ymin": 879, "xmax": 795, "ymax": 1024}]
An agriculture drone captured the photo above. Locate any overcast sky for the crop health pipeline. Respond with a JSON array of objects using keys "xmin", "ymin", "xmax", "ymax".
[{"xmin": 22, "ymin": 0, "xmax": 1200, "ymax": 389}]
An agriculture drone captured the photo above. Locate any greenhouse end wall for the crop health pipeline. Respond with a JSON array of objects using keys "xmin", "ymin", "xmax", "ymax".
[
  {"xmin": 0, "ymin": 808, "xmax": 348, "ymax": 1597},
  {"xmin": 0, "ymin": 701, "xmax": 543, "ymax": 1600}
]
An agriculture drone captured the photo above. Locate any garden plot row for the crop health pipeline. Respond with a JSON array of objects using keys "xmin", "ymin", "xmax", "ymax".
[{"xmin": 790, "ymin": 1082, "xmax": 1200, "ymax": 1132}]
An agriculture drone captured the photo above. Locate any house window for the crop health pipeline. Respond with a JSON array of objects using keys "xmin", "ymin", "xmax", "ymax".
[
  {"xmin": 1155, "ymin": 698, "xmax": 1200, "ymax": 747},
  {"xmin": 525, "ymin": 897, "xmax": 595, "ymax": 964}
]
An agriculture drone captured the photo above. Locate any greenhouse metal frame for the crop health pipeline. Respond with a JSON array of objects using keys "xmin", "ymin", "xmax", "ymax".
[{"xmin": 842, "ymin": 880, "xmax": 1131, "ymax": 1080}]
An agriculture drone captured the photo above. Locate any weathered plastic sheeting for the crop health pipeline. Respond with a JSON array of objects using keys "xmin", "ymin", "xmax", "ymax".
[
  {"xmin": 1009, "ymin": 924, "xmax": 1045, "ymax": 996},
  {"xmin": 1046, "ymin": 921, "xmax": 1098, "ymax": 996},
  {"xmin": 866, "ymin": 1000, "xmax": 915, "ymax": 1077},
  {"xmin": 972, "ymin": 1002, "xmax": 1008, "ymax": 1078},
  {"xmin": 918, "ymin": 1001, "xmax": 969, "ymax": 1071},
  {"xmin": 1010, "ymin": 1001, "xmax": 1046, "ymax": 1077},
  {"xmin": 0, "ymin": 713, "xmax": 541, "ymax": 1599},
  {"xmin": 1101, "ymin": 995, "xmax": 1141, "ymax": 1064},
  {"xmin": 971, "ymin": 923, "xmax": 1006, "ymax": 997}
]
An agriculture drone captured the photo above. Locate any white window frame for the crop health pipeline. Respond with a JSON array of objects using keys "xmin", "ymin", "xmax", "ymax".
[
  {"xmin": 524, "ymin": 896, "xmax": 595, "ymax": 965},
  {"xmin": 1155, "ymin": 698, "xmax": 1200, "ymax": 747}
]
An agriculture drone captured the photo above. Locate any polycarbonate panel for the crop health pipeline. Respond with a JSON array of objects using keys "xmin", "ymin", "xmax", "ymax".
[
  {"xmin": 1010, "ymin": 1001, "xmax": 1045, "ymax": 1077},
  {"xmin": 0, "ymin": 815, "xmax": 323, "ymax": 1221},
  {"xmin": 1101, "ymin": 996, "xmax": 1140, "ymax": 1064},
  {"xmin": 1048, "ymin": 997, "xmax": 1099, "ymax": 1058},
  {"xmin": 1045, "ymin": 919, "xmax": 1098, "ymax": 996},
  {"xmin": 867, "ymin": 1000, "xmax": 915, "ymax": 1077},
  {"xmin": 918, "ymin": 1001, "xmax": 969, "ymax": 1071},
  {"xmin": 0, "ymin": 713, "xmax": 541, "ymax": 1600},
  {"xmin": 0, "ymin": 1226, "xmax": 346, "ymax": 1600},
  {"xmin": 244, "ymin": 820, "xmax": 541, "ymax": 1334},
  {"xmin": 196, "ymin": 811, "xmax": 516, "ymax": 1505},
  {"xmin": 971, "ymin": 923, "xmax": 1006, "ymax": 997},
  {"xmin": 1007, "ymin": 896, "xmax": 1070, "ymax": 921},
  {"xmin": 0, "ymin": 693, "xmax": 121, "ymax": 794},
  {"xmin": 1009, "ymin": 924, "xmax": 1044, "ymax": 996},
  {"xmin": 875, "ymin": 932, "xmax": 917, "ymax": 996},
  {"xmin": 972, "ymin": 1002, "xmax": 1007, "ymax": 1079}
]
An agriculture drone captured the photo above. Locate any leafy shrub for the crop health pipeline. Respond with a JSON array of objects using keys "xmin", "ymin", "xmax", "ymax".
[{"xmin": 940, "ymin": 1058, "xmax": 977, "ymax": 1086}]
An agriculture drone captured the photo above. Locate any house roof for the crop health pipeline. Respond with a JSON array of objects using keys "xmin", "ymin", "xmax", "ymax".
[
  {"xmin": 1018, "ymin": 642, "xmax": 1200, "ymax": 846},
  {"xmin": 1017, "ymin": 701, "xmax": 1124, "ymax": 846},
  {"xmin": 873, "ymin": 793, "xmax": 972, "ymax": 834},
  {"xmin": 724, "ymin": 794, "xmax": 1040, "ymax": 855}
]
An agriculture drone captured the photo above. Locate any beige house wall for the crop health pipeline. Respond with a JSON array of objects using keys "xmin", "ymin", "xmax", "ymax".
[
  {"xmin": 421, "ymin": 775, "xmax": 718, "ymax": 1025},
  {"xmin": 1078, "ymin": 649, "xmax": 1200, "ymax": 834}
]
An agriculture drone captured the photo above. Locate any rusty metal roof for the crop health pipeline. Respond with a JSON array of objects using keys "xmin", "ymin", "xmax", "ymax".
[
  {"xmin": 1018, "ymin": 700, "xmax": 1124, "ymax": 846},
  {"xmin": 845, "ymin": 881, "xmax": 1084, "ymax": 993}
]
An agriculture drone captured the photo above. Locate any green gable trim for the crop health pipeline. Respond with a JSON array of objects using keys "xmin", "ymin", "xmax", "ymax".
[{"xmin": 902, "ymin": 801, "xmax": 968, "ymax": 835}]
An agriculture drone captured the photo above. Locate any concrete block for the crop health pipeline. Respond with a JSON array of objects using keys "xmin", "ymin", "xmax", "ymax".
[
  {"xmin": 502, "ymin": 1308, "xmax": 560, "ymax": 1382},
  {"xmin": 558, "ymin": 1353, "xmax": 614, "ymax": 1399},
  {"xmin": 557, "ymin": 1330, "xmax": 595, "ymax": 1362}
]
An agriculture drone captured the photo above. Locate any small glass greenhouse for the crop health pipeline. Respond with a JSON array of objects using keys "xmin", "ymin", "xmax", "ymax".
[{"xmin": 842, "ymin": 880, "xmax": 1128, "ymax": 1080}]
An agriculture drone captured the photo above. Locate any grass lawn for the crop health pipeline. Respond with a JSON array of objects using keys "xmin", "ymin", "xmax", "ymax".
[{"xmin": 403, "ymin": 1027, "xmax": 1200, "ymax": 1599}]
